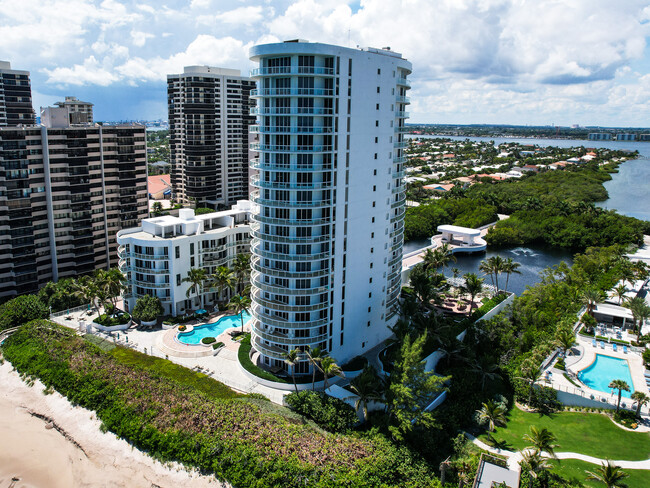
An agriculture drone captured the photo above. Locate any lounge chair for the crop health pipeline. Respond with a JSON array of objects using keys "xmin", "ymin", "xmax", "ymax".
[
  {"xmin": 613, "ymin": 343, "xmax": 618, "ymax": 352},
  {"xmin": 599, "ymin": 341, "xmax": 605, "ymax": 349},
  {"xmin": 623, "ymin": 345, "xmax": 628, "ymax": 354},
  {"xmin": 592, "ymin": 339, "xmax": 597, "ymax": 347}
]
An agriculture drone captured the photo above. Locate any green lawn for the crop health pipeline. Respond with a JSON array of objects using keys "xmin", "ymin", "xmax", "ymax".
[
  {"xmin": 479, "ymin": 406, "xmax": 650, "ymax": 461},
  {"xmin": 550, "ymin": 458, "xmax": 650, "ymax": 488},
  {"xmin": 109, "ymin": 346, "xmax": 242, "ymax": 400}
]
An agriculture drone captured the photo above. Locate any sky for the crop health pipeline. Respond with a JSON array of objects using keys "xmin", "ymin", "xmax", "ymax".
[{"xmin": 2, "ymin": 0, "xmax": 650, "ymax": 127}]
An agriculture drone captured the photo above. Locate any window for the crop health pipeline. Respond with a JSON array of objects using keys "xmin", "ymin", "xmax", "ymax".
[
  {"xmin": 175, "ymin": 246, "xmax": 180, "ymax": 259},
  {"xmin": 190, "ymin": 243, "xmax": 194, "ymax": 255},
  {"xmin": 370, "ymin": 247, "xmax": 374, "ymax": 253},
  {"xmin": 375, "ymin": 120, "xmax": 379, "ymax": 127},
  {"xmin": 369, "ymin": 292, "xmax": 372, "ymax": 298},
  {"xmin": 376, "ymin": 86, "xmax": 380, "ymax": 93},
  {"xmin": 372, "ymin": 202, "xmax": 375, "ymax": 208},
  {"xmin": 368, "ymin": 306, "xmax": 372, "ymax": 312},
  {"xmin": 376, "ymin": 103, "xmax": 379, "ymax": 110},
  {"xmin": 176, "ymin": 274, "xmax": 181, "ymax": 286},
  {"xmin": 375, "ymin": 137, "xmax": 378, "ymax": 143},
  {"xmin": 370, "ymin": 263, "xmax": 373, "ymax": 269},
  {"xmin": 373, "ymin": 186, "xmax": 376, "ymax": 192},
  {"xmin": 191, "ymin": 257, "xmax": 195, "ymax": 267},
  {"xmin": 373, "ymin": 169, "xmax": 377, "ymax": 176},
  {"xmin": 374, "ymin": 153, "xmax": 377, "ymax": 159}
]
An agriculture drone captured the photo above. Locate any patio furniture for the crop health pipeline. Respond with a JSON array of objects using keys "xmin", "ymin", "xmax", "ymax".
[
  {"xmin": 599, "ymin": 341, "xmax": 605, "ymax": 349},
  {"xmin": 592, "ymin": 339, "xmax": 597, "ymax": 347},
  {"xmin": 623, "ymin": 345, "xmax": 628, "ymax": 354},
  {"xmin": 613, "ymin": 343, "xmax": 618, "ymax": 352}
]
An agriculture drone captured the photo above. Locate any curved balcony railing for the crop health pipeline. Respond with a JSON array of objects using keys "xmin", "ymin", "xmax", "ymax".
[
  {"xmin": 394, "ymin": 141, "xmax": 408, "ymax": 149},
  {"xmin": 251, "ymin": 333, "xmax": 288, "ymax": 360},
  {"xmin": 395, "ymin": 126, "xmax": 411, "ymax": 133},
  {"xmin": 252, "ymin": 292, "xmax": 329, "ymax": 313},
  {"xmin": 250, "ymin": 175, "xmax": 332, "ymax": 191},
  {"xmin": 250, "ymin": 143, "xmax": 333, "ymax": 153},
  {"xmin": 250, "ymin": 159, "xmax": 333, "ymax": 173},
  {"xmin": 251, "ymin": 243, "xmax": 331, "ymax": 264},
  {"xmin": 251, "ymin": 88, "xmax": 334, "ymax": 97},
  {"xmin": 395, "ymin": 111, "xmax": 409, "ymax": 118},
  {"xmin": 396, "ymin": 77, "xmax": 411, "ymax": 87},
  {"xmin": 392, "ymin": 170, "xmax": 406, "ymax": 179},
  {"xmin": 254, "ymin": 328, "xmax": 329, "ymax": 347},
  {"xmin": 251, "ymin": 213, "xmax": 330, "ymax": 227},
  {"xmin": 251, "ymin": 305, "xmax": 330, "ymax": 329},
  {"xmin": 250, "ymin": 126, "xmax": 333, "ymax": 134},
  {"xmin": 395, "ymin": 95, "xmax": 411, "ymax": 104},
  {"xmin": 251, "ymin": 271, "xmax": 329, "ymax": 295},
  {"xmin": 393, "ymin": 156, "xmax": 407, "ymax": 163},
  {"xmin": 250, "ymin": 106, "xmax": 333, "ymax": 116},
  {"xmin": 250, "ymin": 227, "xmax": 330, "ymax": 245},
  {"xmin": 250, "ymin": 191, "xmax": 333, "ymax": 208},
  {"xmin": 391, "ymin": 193, "xmax": 406, "ymax": 208},
  {"xmin": 122, "ymin": 265, "xmax": 170, "ymax": 275},
  {"xmin": 250, "ymin": 66, "xmax": 335, "ymax": 77},
  {"xmin": 131, "ymin": 281, "xmax": 171, "ymax": 289}
]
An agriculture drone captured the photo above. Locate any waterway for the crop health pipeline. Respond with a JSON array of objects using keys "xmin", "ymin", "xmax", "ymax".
[
  {"xmin": 403, "ymin": 239, "xmax": 573, "ymax": 295},
  {"xmin": 403, "ymin": 134, "xmax": 650, "ymax": 293},
  {"xmin": 408, "ymin": 134, "xmax": 650, "ymax": 221}
]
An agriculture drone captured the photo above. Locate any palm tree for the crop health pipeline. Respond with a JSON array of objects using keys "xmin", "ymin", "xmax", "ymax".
[
  {"xmin": 479, "ymin": 255, "xmax": 504, "ymax": 292},
  {"xmin": 523, "ymin": 426, "xmax": 559, "ymax": 458},
  {"xmin": 614, "ymin": 284, "xmax": 628, "ymax": 306},
  {"xmin": 72, "ymin": 275, "xmax": 100, "ymax": 314},
  {"xmin": 211, "ymin": 266, "xmax": 234, "ymax": 304},
  {"xmin": 581, "ymin": 288, "xmax": 606, "ymax": 317},
  {"xmin": 520, "ymin": 450, "xmax": 552, "ymax": 486},
  {"xmin": 409, "ymin": 264, "xmax": 434, "ymax": 307},
  {"xmin": 305, "ymin": 346, "xmax": 326, "ymax": 391},
  {"xmin": 319, "ymin": 356, "xmax": 344, "ymax": 391},
  {"xmin": 626, "ymin": 297, "xmax": 650, "ymax": 341},
  {"xmin": 103, "ymin": 268, "xmax": 127, "ymax": 313},
  {"xmin": 182, "ymin": 268, "xmax": 208, "ymax": 310},
  {"xmin": 501, "ymin": 257, "xmax": 521, "ymax": 294},
  {"xmin": 608, "ymin": 379, "xmax": 631, "ymax": 413},
  {"xmin": 349, "ymin": 366, "xmax": 383, "ymax": 423},
  {"xmin": 555, "ymin": 328, "xmax": 577, "ymax": 358},
  {"xmin": 471, "ymin": 357, "xmax": 501, "ymax": 391},
  {"xmin": 475, "ymin": 399, "xmax": 507, "ymax": 442},
  {"xmin": 227, "ymin": 294, "xmax": 251, "ymax": 333},
  {"xmin": 232, "ymin": 253, "xmax": 251, "ymax": 294},
  {"xmin": 283, "ymin": 348, "xmax": 301, "ymax": 393},
  {"xmin": 586, "ymin": 461, "xmax": 629, "ymax": 488},
  {"xmin": 631, "ymin": 391, "xmax": 649, "ymax": 418},
  {"xmin": 462, "ymin": 272, "xmax": 484, "ymax": 316},
  {"xmin": 517, "ymin": 362, "xmax": 543, "ymax": 405}
]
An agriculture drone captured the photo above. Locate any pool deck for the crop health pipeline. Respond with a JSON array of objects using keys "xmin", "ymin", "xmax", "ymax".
[{"xmin": 544, "ymin": 333, "xmax": 650, "ymax": 414}]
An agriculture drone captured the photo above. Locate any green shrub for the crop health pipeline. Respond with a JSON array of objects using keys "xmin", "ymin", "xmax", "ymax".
[
  {"xmin": 614, "ymin": 409, "xmax": 637, "ymax": 427},
  {"xmin": 212, "ymin": 342, "xmax": 224, "ymax": 350},
  {"xmin": 237, "ymin": 334, "xmax": 288, "ymax": 383},
  {"xmin": 0, "ymin": 295, "xmax": 49, "ymax": 331},
  {"xmin": 342, "ymin": 355, "xmax": 368, "ymax": 371},
  {"xmin": 201, "ymin": 337, "xmax": 216, "ymax": 345},
  {"xmin": 94, "ymin": 313, "xmax": 131, "ymax": 327},
  {"xmin": 285, "ymin": 390, "xmax": 358, "ymax": 433},
  {"xmin": 555, "ymin": 358, "xmax": 565, "ymax": 370},
  {"xmin": 643, "ymin": 349, "xmax": 650, "ymax": 368},
  {"xmin": 194, "ymin": 207, "xmax": 214, "ymax": 215},
  {"xmin": 131, "ymin": 295, "xmax": 164, "ymax": 322},
  {"xmin": 472, "ymin": 292, "xmax": 509, "ymax": 320}
]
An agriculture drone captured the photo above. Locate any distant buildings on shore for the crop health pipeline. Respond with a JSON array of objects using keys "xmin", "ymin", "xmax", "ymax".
[{"xmin": 588, "ymin": 132, "xmax": 649, "ymax": 141}]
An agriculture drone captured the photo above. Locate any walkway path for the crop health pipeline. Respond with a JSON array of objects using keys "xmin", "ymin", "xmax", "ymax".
[{"xmin": 467, "ymin": 434, "xmax": 650, "ymax": 471}]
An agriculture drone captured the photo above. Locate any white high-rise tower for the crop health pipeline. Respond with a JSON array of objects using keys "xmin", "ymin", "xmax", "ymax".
[{"xmin": 249, "ymin": 40, "xmax": 411, "ymax": 374}]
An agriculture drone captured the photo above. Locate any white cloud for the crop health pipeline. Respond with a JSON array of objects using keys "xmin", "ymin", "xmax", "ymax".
[
  {"xmin": 43, "ymin": 56, "xmax": 120, "ymax": 86},
  {"xmin": 131, "ymin": 30, "xmax": 154, "ymax": 47}
]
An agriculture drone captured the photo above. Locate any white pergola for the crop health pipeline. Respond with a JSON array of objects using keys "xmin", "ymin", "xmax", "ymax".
[{"xmin": 437, "ymin": 224, "xmax": 482, "ymax": 246}]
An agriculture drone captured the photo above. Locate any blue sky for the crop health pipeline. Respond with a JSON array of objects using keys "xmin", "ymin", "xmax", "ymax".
[{"xmin": 2, "ymin": 0, "xmax": 650, "ymax": 126}]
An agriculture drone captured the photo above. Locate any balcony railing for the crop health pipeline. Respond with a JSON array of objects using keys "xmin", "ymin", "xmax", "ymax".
[
  {"xmin": 250, "ymin": 66, "xmax": 335, "ymax": 77},
  {"xmin": 251, "ymin": 88, "xmax": 334, "ymax": 97}
]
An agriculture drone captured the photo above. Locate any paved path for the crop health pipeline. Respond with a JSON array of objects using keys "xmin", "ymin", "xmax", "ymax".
[{"xmin": 467, "ymin": 434, "xmax": 650, "ymax": 470}]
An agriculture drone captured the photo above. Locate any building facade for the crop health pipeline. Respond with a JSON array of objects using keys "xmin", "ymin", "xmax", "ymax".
[
  {"xmin": 0, "ymin": 61, "xmax": 35, "ymax": 127},
  {"xmin": 54, "ymin": 96, "xmax": 94, "ymax": 124},
  {"xmin": 117, "ymin": 202, "xmax": 254, "ymax": 316},
  {"xmin": 168, "ymin": 66, "xmax": 255, "ymax": 208},
  {"xmin": 248, "ymin": 40, "xmax": 411, "ymax": 373},
  {"xmin": 588, "ymin": 133, "xmax": 612, "ymax": 141},
  {"xmin": 0, "ymin": 122, "xmax": 148, "ymax": 300}
]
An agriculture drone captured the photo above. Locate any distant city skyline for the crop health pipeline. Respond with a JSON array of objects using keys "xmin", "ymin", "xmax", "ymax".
[{"xmin": 3, "ymin": 0, "xmax": 650, "ymax": 126}]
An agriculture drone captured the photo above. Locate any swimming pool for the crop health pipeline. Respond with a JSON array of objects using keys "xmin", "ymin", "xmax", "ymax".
[
  {"xmin": 578, "ymin": 354, "xmax": 633, "ymax": 398},
  {"xmin": 177, "ymin": 312, "xmax": 252, "ymax": 345}
]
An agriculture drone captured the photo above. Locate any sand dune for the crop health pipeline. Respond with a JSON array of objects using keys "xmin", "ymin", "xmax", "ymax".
[{"xmin": 0, "ymin": 361, "xmax": 227, "ymax": 488}]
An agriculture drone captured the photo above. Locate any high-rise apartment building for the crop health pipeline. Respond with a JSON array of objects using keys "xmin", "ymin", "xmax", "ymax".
[
  {"xmin": 53, "ymin": 96, "xmax": 94, "ymax": 124},
  {"xmin": 0, "ymin": 110, "xmax": 148, "ymax": 301},
  {"xmin": 0, "ymin": 61, "xmax": 35, "ymax": 127},
  {"xmin": 167, "ymin": 66, "xmax": 255, "ymax": 208},
  {"xmin": 248, "ymin": 40, "xmax": 411, "ymax": 373}
]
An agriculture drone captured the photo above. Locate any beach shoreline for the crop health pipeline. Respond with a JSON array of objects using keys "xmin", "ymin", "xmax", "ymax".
[{"xmin": 0, "ymin": 360, "xmax": 227, "ymax": 488}]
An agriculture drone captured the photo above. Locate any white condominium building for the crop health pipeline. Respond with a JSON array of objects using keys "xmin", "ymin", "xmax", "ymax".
[
  {"xmin": 117, "ymin": 202, "xmax": 254, "ymax": 316},
  {"xmin": 248, "ymin": 40, "xmax": 411, "ymax": 373}
]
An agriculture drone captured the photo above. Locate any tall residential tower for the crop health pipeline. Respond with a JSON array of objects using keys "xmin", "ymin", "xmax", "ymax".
[
  {"xmin": 167, "ymin": 66, "xmax": 255, "ymax": 208},
  {"xmin": 0, "ymin": 61, "xmax": 35, "ymax": 127},
  {"xmin": 248, "ymin": 40, "xmax": 411, "ymax": 373}
]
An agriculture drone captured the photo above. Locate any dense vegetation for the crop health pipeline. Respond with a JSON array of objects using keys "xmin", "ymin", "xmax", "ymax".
[
  {"xmin": 2, "ymin": 321, "xmax": 440, "ymax": 488},
  {"xmin": 404, "ymin": 198, "xmax": 498, "ymax": 241}
]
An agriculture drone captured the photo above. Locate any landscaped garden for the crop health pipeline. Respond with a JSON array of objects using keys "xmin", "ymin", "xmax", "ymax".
[
  {"xmin": 478, "ymin": 406, "xmax": 650, "ymax": 461},
  {"xmin": 548, "ymin": 459, "xmax": 650, "ymax": 488}
]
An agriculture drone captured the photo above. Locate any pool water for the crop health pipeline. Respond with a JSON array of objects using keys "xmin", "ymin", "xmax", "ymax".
[
  {"xmin": 578, "ymin": 354, "xmax": 633, "ymax": 398},
  {"xmin": 178, "ymin": 312, "xmax": 252, "ymax": 345}
]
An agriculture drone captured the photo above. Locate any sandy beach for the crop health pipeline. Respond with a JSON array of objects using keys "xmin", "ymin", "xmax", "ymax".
[{"xmin": 0, "ymin": 360, "xmax": 227, "ymax": 488}]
